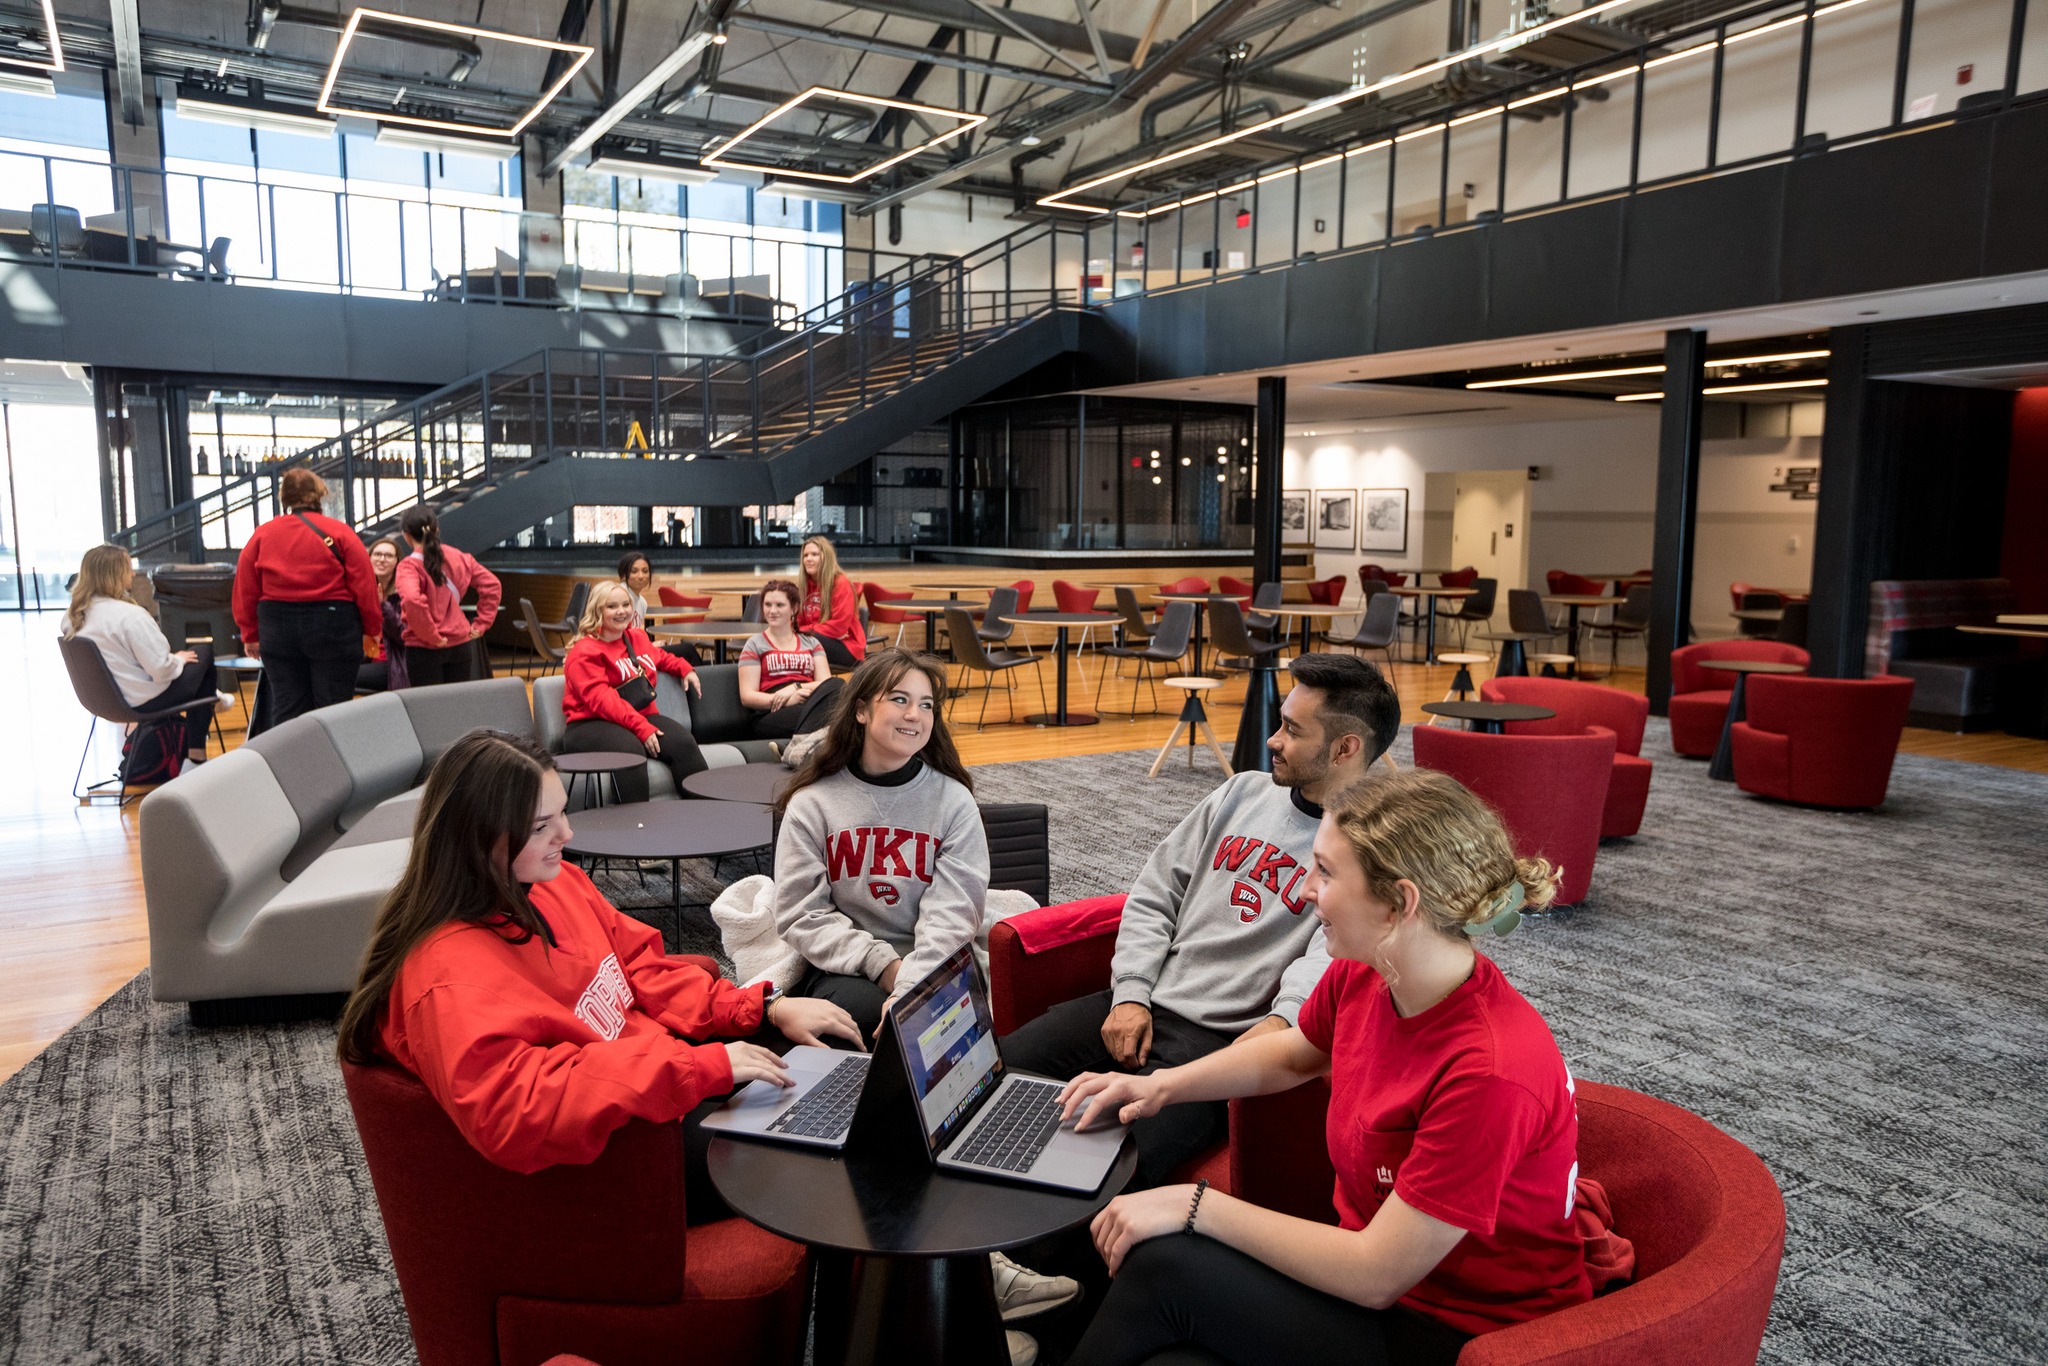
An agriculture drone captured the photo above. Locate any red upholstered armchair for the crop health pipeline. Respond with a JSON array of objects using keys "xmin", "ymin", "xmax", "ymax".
[
  {"xmin": 1360, "ymin": 564, "xmax": 1408, "ymax": 588},
  {"xmin": 1481, "ymin": 678, "xmax": 1652, "ymax": 838},
  {"xmin": 1667, "ymin": 641, "xmax": 1809, "ymax": 758},
  {"xmin": 341, "ymin": 1061, "xmax": 807, "ymax": 1366},
  {"xmin": 1154, "ymin": 576, "xmax": 1208, "ymax": 620},
  {"xmin": 1008, "ymin": 579, "xmax": 1036, "ymax": 613},
  {"xmin": 1412, "ymin": 725, "xmax": 1616, "ymax": 905},
  {"xmin": 1306, "ymin": 575, "xmax": 1346, "ymax": 605},
  {"xmin": 1217, "ymin": 575, "xmax": 1257, "ymax": 608},
  {"xmin": 1731, "ymin": 674, "xmax": 1915, "ymax": 809}
]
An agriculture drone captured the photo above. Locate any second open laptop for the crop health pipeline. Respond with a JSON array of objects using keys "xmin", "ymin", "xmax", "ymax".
[{"xmin": 698, "ymin": 1040, "xmax": 871, "ymax": 1150}]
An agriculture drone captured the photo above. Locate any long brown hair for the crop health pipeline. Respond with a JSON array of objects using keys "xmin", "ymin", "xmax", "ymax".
[
  {"xmin": 64, "ymin": 543, "xmax": 134, "ymax": 637},
  {"xmin": 400, "ymin": 506, "xmax": 446, "ymax": 587},
  {"xmin": 366, "ymin": 536, "xmax": 403, "ymax": 599},
  {"xmin": 799, "ymin": 535, "xmax": 842, "ymax": 610},
  {"xmin": 777, "ymin": 647, "xmax": 971, "ymax": 811},
  {"xmin": 337, "ymin": 729, "xmax": 558, "ymax": 1064}
]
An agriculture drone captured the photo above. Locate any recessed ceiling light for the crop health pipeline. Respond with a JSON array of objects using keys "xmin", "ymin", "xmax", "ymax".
[
  {"xmin": 1020, "ymin": 134, "xmax": 1042, "ymax": 146},
  {"xmin": 1151, "ymin": 475, "xmax": 1162, "ymax": 484},
  {"xmin": 1180, "ymin": 456, "xmax": 1191, "ymax": 466}
]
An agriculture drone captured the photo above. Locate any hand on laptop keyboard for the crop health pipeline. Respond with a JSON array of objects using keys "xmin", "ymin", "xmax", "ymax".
[{"xmin": 724, "ymin": 1041, "xmax": 794, "ymax": 1089}]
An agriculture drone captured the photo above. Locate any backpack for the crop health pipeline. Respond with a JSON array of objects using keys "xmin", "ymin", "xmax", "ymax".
[{"xmin": 119, "ymin": 719, "xmax": 185, "ymax": 787}]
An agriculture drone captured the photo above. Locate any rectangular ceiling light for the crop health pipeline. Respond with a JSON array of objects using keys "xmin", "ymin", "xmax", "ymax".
[
  {"xmin": 318, "ymin": 8, "xmax": 592, "ymax": 139},
  {"xmin": 0, "ymin": 69, "xmax": 55, "ymax": 97},
  {"xmin": 1615, "ymin": 379, "xmax": 1830, "ymax": 401},
  {"xmin": 701, "ymin": 86, "xmax": 985, "ymax": 185},
  {"xmin": 177, "ymin": 91, "xmax": 337, "ymax": 138},
  {"xmin": 376, "ymin": 124, "xmax": 520, "ymax": 161},
  {"xmin": 1469, "ymin": 350, "xmax": 1831, "ymax": 389},
  {"xmin": 0, "ymin": 0, "xmax": 62, "ymax": 73},
  {"xmin": 763, "ymin": 178, "xmax": 871, "ymax": 205},
  {"xmin": 589, "ymin": 149, "xmax": 720, "ymax": 184}
]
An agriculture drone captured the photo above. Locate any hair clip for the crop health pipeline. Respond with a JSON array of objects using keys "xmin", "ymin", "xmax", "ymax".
[{"xmin": 1465, "ymin": 880, "xmax": 1525, "ymax": 938}]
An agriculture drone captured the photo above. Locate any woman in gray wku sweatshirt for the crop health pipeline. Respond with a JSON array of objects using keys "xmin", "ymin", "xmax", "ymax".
[{"xmin": 773, "ymin": 648, "xmax": 989, "ymax": 1042}]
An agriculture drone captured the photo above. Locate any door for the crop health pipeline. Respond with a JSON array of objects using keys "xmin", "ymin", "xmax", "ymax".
[{"xmin": 1451, "ymin": 472, "xmax": 1530, "ymax": 626}]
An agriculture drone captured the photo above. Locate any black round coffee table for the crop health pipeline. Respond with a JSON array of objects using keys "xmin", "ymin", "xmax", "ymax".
[
  {"xmin": 708, "ymin": 1134, "xmax": 1136, "ymax": 1366},
  {"xmin": 681, "ymin": 762, "xmax": 791, "ymax": 806},
  {"xmin": 554, "ymin": 750, "xmax": 643, "ymax": 808},
  {"xmin": 565, "ymin": 800, "xmax": 773, "ymax": 934},
  {"xmin": 1699, "ymin": 659, "xmax": 1808, "ymax": 781},
  {"xmin": 1420, "ymin": 700, "xmax": 1558, "ymax": 734}
]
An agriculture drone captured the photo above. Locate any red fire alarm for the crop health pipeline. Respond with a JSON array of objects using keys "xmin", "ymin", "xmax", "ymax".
[
  {"xmin": 1235, "ymin": 209, "xmax": 1252, "ymax": 229},
  {"xmin": 1957, "ymin": 63, "xmax": 1973, "ymax": 85}
]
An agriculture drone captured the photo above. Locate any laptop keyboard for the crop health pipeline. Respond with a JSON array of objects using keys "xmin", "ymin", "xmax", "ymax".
[
  {"xmin": 953, "ymin": 1078, "xmax": 1066, "ymax": 1172},
  {"xmin": 765, "ymin": 1055, "xmax": 870, "ymax": 1139}
]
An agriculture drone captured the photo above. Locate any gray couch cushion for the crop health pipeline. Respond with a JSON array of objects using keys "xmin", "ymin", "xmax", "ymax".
[
  {"xmin": 308, "ymin": 692, "xmax": 422, "ymax": 825},
  {"xmin": 687, "ymin": 664, "xmax": 755, "ymax": 743},
  {"xmin": 397, "ymin": 676, "xmax": 534, "ymax": 764},
  {"xmin": 224, "ymin": 838, "xmax": 411, "ymax": 995},
  {"xmin": 331, "ymin": 791, "xmax": 422, "ymax": 850},
  {"xmin": 243, "ymin": 715, "xmax": 354, "ymax": 877}
]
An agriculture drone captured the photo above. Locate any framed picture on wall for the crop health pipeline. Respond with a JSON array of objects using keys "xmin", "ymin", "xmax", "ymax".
[
  {"xmin": 1359, "ymin": 488, "xmax": 1409, "ymax": 554},
  {"xmin": 1281, "ymin": 489, "xmax": 1311, "ymax": 544},
  {"xmin": 1314, "ymin": 489, "xmax": 1356, "ymax": 551}
]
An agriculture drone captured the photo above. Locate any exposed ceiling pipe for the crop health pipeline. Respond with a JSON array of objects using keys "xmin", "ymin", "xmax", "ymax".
[
  {"xmin": 727, "ymin": 13, "xmax": 1112, "ymax": 96},
  {"xmin": 1087, "ymin": 99, "xmax": 1282, "ymax": 180},
  {"xmin": 250, "ymin": 6, "xmax": 483, "ymax": 82}
]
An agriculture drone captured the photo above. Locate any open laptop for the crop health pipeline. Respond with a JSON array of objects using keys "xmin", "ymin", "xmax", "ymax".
[
  {"xmin": 699, "ymin": 1042, "xmax": 871, "ymax": 1150},
  {"xmin": 881, "ymin": 943, "xmax": 1127, "ymax": 1193}
]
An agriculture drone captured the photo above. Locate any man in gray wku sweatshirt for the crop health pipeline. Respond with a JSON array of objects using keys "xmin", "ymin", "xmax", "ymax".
[{"xmin": 1004, "ymin": 652, "xmax": 1401, "ymax": 1189}]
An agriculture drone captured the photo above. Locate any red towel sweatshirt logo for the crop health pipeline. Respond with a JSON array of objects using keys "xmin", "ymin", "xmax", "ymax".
[
  {"xmin": 1211, "ymin": 835, "xmax": 1311, "ymax": 922},
  {"xmin": 826, "ymin": 827, "xmax": 944, "ymax": 884},
  {"xmin": 573, "ymin": 953, "xmax": 634, "ymax": 1040}
]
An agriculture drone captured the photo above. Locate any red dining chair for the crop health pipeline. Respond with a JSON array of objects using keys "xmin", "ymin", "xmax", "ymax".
[
  {"xmin": 1547, "ymin": 571, "xmax": 1606, "ymax": 597},
  {"xmin": 861, "ymin": 581, "xmax": 916, "ymax": 647},
  {"xmin": 1731, "ymin": 674, "xmax": 1915, "ymax": 809},
  {"xmin": 1217, "ymin": 575, "xmax": 1256, "ymax": 608},
  {"xmin": 655, "ymin": 586, "xmax": 712, "ymax": 610},
  {"xmin": 1437, "ymin": 566, "xmax": 1479, "ymax": 589},
  {"xmin": 1154, "ymin": 575, "xmax": 1209, "ymax": 621},
  {"xmin": 1052, "ymin": 580, "xmax": 1106, "ymax": 662},
  {"xmin": 1360, "ymin": 564, "xmax": 1408, "ymax": 587},
  {"xmin": 1667, "ymin": 641, "xmax": 1809, "ymax": 758},
  {"xmin": 1482, "ymin": 677, "xmax": 1652, "ymax": 837},
  {"xmin": 1305, "ymin": 575, "xmax": 1346, "ymax": 605},
  {"xmin": 1009, "ymin": 579, "xmax": 1035, "ymax": 613},
  {"xmin": 1412, "ymin": 724, "xmax": 1616, "ymax": 905}
]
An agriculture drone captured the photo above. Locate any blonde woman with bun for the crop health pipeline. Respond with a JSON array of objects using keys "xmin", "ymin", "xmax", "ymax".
[{"xmin": 1061, "ymin": 770, "xmax": 1587, "ymax": 1366}]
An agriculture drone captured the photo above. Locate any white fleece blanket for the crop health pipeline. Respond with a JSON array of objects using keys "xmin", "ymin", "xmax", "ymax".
[{"xmin": 711, "ymin": 875, "xmax": 1040, "ymax": 990}]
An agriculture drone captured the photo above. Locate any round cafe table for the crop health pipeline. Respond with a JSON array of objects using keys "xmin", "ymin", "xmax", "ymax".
[
  {"xmin": 895, "ymin": 597, "xmax": 989, "ymax": 656},
  {"xmin": 681, "ymin": 762, "xmax": 791, "ymax": 806},
  {"xmin": 1000, "ymin": 611, "xmax": 1118, "ymax": 726},
  {"xmin": 1265, "ymin": 602, "xmax": 1349, "ymax": 657},
  {"xmin": 909, "ymin": 582, "xmax": 1007, "ymax": 598},
  {"xmin": 650, "ymin": 620, "xmax": 757, "ymax": 664},
  {"xmin": 564, "ymin": 799, "xmax": 774, "ymax": 941},
  {"xmin": 1700, "ymin": 659, "xmax": 1807, "ymax": 781},
  {"xmin": 1541, "ymin": 594, "xmax": 1621, "ymax": 677},
  {"xmin": 554, "ymin": 750, "xmax": 642, "ymax": 809},
  {"xmin": 1420, "ymin": 700, "xmax": 1557, "ymax": 734},
  {"xmin": 1388, "ymin": 585, "xmax": 1475, "ymax": 663}
]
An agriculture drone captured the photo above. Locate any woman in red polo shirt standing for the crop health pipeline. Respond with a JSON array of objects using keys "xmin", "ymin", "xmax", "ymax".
[
  {"xmin": 396, "ymin": 507, "xmax": 502, "ymax": 688},
  {"xmin": 232, "ymin": 466, "xmax": 383, "ymax": 732},
  {"xmin": 796, "ymin": 535, "xmax": 864, "ymax": 671},
  {"xmin": 1060, "ymin": 770, "xmax": 1586, "ymax": 1366}
]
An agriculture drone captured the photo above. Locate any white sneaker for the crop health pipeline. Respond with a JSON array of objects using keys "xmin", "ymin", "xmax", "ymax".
[
  {"xmin": 1007, "ymin": 1329, "xmax": 1039, "ymax": 1366},
  {"xmin": 214, "ymin": 690, "xmax": 238, "ymax": 712},
  {"xmin": 991, "ymin": 1251, "xmax": 1080, "ymax": 1322}
]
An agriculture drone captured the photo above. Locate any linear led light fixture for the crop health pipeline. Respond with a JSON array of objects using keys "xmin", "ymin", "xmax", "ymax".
[
  {"xmin": 763, "ymin": 178, "xmax": 872, "ymax": 205},
  {"xmin": 318, "ymin": 8, "xmax": 592, "ymax": 139},
  {"xmin": 587, "ymin": 148, "xmax": 719, "ymax": 184},
  {"xmin": 376, "ymin": 124, "xmax": 519, "ymax": 160},
  {"xmin": 1614, "ymin": 379, "xmax": 1830, "ymax": 401},
  {"xmin": 1468, "ymin": 351, "xmax": 1830, "ymax": 389},
  {"xmin": 0, "ymin": 68, "xmax": 55, "ymax": 96},
  {"xmin": 178, "ymin": 90, "xmax": 337, "ymax": 138},
  {"xmin": 0, "ymin": 0, "xmax": 62, "ymax": 73},
  {"xmin": 700, "ymin": 86, "xmax": 985, "ymax": 185},
  {"xmin": 1038, "ymin": 0, "xmax": 1646, "ymax": 211}
]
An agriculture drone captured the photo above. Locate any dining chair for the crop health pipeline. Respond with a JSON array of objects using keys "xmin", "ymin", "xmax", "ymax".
[
  {"xmin": 1325, "ymin": 592, "xmax": 1402, "ymax": 691},
  {"xmin": 519, "ymin": 598, "xmax": 567, "ymax": 678},
  {"xmin": 1096, "ymin": 600, "xmax": 1195, "ymax": 718},
  {"xmin": 57, "ymin": 634, "xmax": 225, "ymax": 804},
  {"xmin": 944, "ymin": 607, "xmax": 1047, "ymax": 729}
]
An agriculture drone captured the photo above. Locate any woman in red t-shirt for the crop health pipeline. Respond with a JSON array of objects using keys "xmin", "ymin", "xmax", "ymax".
[
  {"xmin": 737, "ymin": 579, "xmax": 845, "ymax": 741},
  {"xmin": 796, "ymin": 535, "xmax": 865, "ymax": 670},
  {"xmin": 561, "ymin": 579, "xmax": 707, "ymax": 803},
  {"xmin": 1061, "ymin": 770, "xmax": 1588, "ymax": 1366}
]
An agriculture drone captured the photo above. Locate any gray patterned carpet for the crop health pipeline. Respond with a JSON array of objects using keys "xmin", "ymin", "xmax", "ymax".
[{"xmin": 2, "ymin": 727, "xmax": 2045, "ymax": 1365}]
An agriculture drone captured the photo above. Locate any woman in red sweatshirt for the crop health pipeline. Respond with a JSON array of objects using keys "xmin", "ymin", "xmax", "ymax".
[
  {"xmin": 396, "ymin": 507, "xmax": 502, "ymax": 687},
  {"xmin": 797, "ymin": 535, "xmax": 865, "ymax": 670},
  {"xmin": 337, "ymin": 730, "xmax": 859, "ymax": 1213},
  {"xmin": 562, "ymin": 579, "xmax": 707, "ymax": 803}
]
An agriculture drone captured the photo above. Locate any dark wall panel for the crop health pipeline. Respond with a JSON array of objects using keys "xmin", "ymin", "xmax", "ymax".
[
  {"xmin": 1282, "ymin": 251, "xmax": 1377, "ymax": 364},
  {"xmin": 1375, "ymin": 230, "xmax": 1489, "ymax": 353},
  {"xmin": 1487, "ymin": 200, "xmax": 1624, "ymax": 339},
  {"xmin": 1781, "ymin": 123, "xmax": 1993, "ymax": 300},
  {"xmin": 1619, "ymin": 168, "xmax": 1784, "ymax": 320},
  {"xmin": 1200, "ymin": 271, "xmax": 1289, "ymax": 375},
  {"xmin": 1984, "ymin": 102, "xmax": 2048, "ymax": 278},
  {"xmin": 1126, "ymin": 289, "xmax": 1209, "ymax": 382}
]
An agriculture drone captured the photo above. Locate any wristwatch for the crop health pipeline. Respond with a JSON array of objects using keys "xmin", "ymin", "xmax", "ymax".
[{"xmin": 760, "ymin": 983, "xmax": 782, "ymax": 1018}]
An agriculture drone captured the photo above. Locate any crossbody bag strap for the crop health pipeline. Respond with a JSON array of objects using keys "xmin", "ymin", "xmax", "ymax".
[{"xmin": 291, "ymin": 510, "xmax": 347, "ymax": 568}]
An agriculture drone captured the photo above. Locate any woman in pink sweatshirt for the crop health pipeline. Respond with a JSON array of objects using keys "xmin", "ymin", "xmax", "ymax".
[{"xmin": 396, "ymin": 507, "xmax": 502, "ymax": 687}]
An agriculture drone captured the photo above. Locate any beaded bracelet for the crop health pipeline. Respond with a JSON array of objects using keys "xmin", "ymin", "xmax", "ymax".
[{"xmin": 1182, "ymin": 1178, "xmax": 1209, "ymax": 1235}]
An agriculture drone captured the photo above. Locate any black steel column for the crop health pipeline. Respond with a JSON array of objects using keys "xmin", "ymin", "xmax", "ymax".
[
  {"xmin": 1646, "ymin": 329, "xmax": 1706, "ymax": 714},
  {"xmin": 1234, "ymin": 376, "xmax": 1287, "ymax": 771},
  {"xmin": 1807, "ymin": 329, "xmax": 1883, "ymax": 678}
]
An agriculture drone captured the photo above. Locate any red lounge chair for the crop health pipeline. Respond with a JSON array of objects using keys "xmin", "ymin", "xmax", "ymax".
[
  {"xmin": 1667, "ymin": 641, "xmax": 1809, "ymax": 758},
  {"xmin": 1412, "ymin": 725, "xmax": 1615, "ymax": 905},
  {"xmin": 1732, "ymin": 674, "xmax": 1915, "ymax": 809},
  {"xmin": 1481, "ymin": 677, "xmax": 1652, "ymax": 838}
]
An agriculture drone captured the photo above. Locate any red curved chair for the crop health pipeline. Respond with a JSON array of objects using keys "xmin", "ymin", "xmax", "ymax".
[
  {"xmin": 342, "ymin": 1061, "xmax": 807, "ymax": 1366},
  {"xmin": 1217, "ymin": 575, "xmax": 1256, "ymax": 608},
  {"xmin": 1668, "ymin": 641, "xmax": 1808, "ymax": 758},
  {"xmin": 655, "ymin": 586, "xmax": 712, "ymax": 609},
  {"xmin": 1481, "ymin": 677, "xmax": 1652, "ymax": 838},
  {"xmin": 1305, "ymin": 575, "xmax": 1346, "ymax": 605},
  {"xmin": 1155, "ymin": 575, "xmax": 1208, "ymax": 620},
  {"xmin": 1547, "ymin": 570, "xmax": 1606, "ymax": 598},
  {"xmin": 1052, "ymin": 579, "xmax": 1101, "ymax": 612},
  {"xmin": 1008, "ymin": 579, "xmax": 1035, "ymax": 613},
  {"xmin": 1731, "ymin": 674, "xmax": 1915, "ymax": 809},
  {"xmin": 861, "ymin": 581, "xmax": 915, "ymax": 647},
  {"xmin": 1438, "ymin": 566, "xmax": 1479, "ymax": 589},
  {"xmin": 1412, "ymin": 725, "xmax": 1615, "ymax": 905},
  {"xmin": 1360, "ymin": 564, "xmax": 1408, "ymax": 588}
]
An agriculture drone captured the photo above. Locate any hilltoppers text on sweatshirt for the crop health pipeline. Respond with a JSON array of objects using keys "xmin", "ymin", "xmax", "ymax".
[
  {"xmin": 1112, "ymin": 770, "xmax": 1335, "ymax": 1033},
  {"xmin": 772, "ymin": 759, "xmax": 989, "ymax": 990}
]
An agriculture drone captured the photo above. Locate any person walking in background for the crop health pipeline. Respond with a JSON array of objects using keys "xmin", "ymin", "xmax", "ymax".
[
  {"xmin": 561, "ymin": 579, "xmax": 707, "ymax": 803},
  {"xmin": 65, "ymin": 544, "xmax": 234, "ymax": 768},
  {"xmin": 355, "ymin": 536, "xmax": 409, "ymax": 693},
  {"xmin": 396, "ymin": 507, "xmax": 501, "ymax": 688},
  {"xmin": 737, "ymin": 579, "xmax": 844, "ymax": 741},
  {"xmin": 232, "ymin": 467, "xmax": 381, "ymax": 732},
  {"xmin": 796, "ymin": 535, "xmax": 865, "ymax": 670}
]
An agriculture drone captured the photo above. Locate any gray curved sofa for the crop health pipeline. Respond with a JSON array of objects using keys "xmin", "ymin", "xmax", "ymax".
[{"xmin": 531, "ymin": 663, "xmax": 779, "ymax": 802}]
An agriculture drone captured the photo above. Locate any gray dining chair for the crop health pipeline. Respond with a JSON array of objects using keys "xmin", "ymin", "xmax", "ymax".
[
  {"xmin": 58, "ymin": 633, "xmax": 224, "ymax": 804},
  {"xmin": 1326, "ymin": 591, "xmax": 1403, "ymax": 689},
  {"xmin": 518, "ymin": 598, "xmax": 567, "ymax": 678},
  {"xmin": 944, "ymin": 606, "xmax": 1046, "ymax": 729},
  {"xmin": 1207, "ymin": 596, "xmax": 1286, "ymax": 699},
  {"xmin": 1246, "ymin": 582, "xmax": 1285, "ymax": 644},
  {"xmin": 1438, "ymin": 577, "xmax": 1497, "ymax": 652},
  {"xmin": 976, "ymin": 586, "xmax": 1027, "ymax": 655},
  {"xmin": 1096, "ymin": 599, "xmax": 1195, "ymax": 718},
  {"xmin": 1584, "ymin": 584, "xmax": 1653, "ymax": 672}
]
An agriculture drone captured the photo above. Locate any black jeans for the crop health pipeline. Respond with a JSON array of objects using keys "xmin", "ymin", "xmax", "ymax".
[
  {"xmin": 794, "ymin": 964, "xmax": 890, "ymax": 1045},
  {"xmin": 138, "ymin": 644, "xmax": 218, "ymax": 757},
  {"xmin": 816, "ymin": 634, "xmax": 859, "ymax": 671},
  {"xmin": 747, "ymin": 676, "xmax": 845, "ymax": 741},
  {"xmin": 562, "ymin": 714, "xmax": 706, "ymax": 803},
  {"xmin": 1002, "ymin": 989, "xmax": 1235, "ymax": 1191},
  {"xmin": 254, "ymin": 600, "xmax": 362, "ymax": 734},
  {"xmin": 1069, "ymin": 1234, "xmax": 1470, "ymax": 1366},
  {"xmin": 405, "ymin": 638, "xmax": 483, "ymax": 688}
]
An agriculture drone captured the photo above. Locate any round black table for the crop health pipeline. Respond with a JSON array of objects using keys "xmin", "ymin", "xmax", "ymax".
[
  {"xmin": 554, "ymin": 750, "xmax": 642, "ymax": 808},
  {"xmin": 896, "ymin": 597, "xmax": 988, "ymax": 655},
  {"xmin": 1475, "ymin": 630, "xmax": 1547, "ymax": 678},
  {"xmin": 708, "ymin": 1134, "xmax": 1136, "ymax": 1366},
  {"xmin": 1699, "ymin": 659, "xmax": 1808, "ymax": 781},
  {"xmin": 1001, "ymin": 611, "xmax": 1119, "ymax": 727},
  {"xmin": 681, "ymin": 762, "xmax": 791, "ymax": 805},
  {"xmin": 564, "ymin": 799, "xmax": 772, "ymax": 936},
  {"xmin": 1419, "ymin": 700, "xmax": 1558, "ymax": 734},
  {"xmin": 650, "ymin": 620, "xmax": 758, "ymax": 664}
]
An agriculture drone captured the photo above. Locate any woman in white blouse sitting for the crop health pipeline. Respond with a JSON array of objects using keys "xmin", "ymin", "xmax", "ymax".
[{"xmin": 64, "ymin": 544, "xmax": 234, "ymax": 766}]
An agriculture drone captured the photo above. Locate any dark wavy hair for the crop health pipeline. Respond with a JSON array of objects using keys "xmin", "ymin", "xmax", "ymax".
[
  {"xmin": 399, "ymin": 506, "xmax": 446, "ymax": 588},
  {"xmin": 776, "ymin": 648, "xmax": 971, "ymax": 811},
  {"xmin": 760, "ymin": 578, "xmax": 801, "ymax": 612},
  {"xmin": 337, "ymin": 729, "xmax": 558, "ymax": 1064}
]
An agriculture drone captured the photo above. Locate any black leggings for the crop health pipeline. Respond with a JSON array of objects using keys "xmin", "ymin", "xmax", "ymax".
[
  {"xmin": 747, "ymin": 676, "xmax": 845, "ymax": 741},
  {"xmin": 562, "ymin": 714, "xmax": 706, "ymax": 803},
  {"xmin": 405, "ymin": 639, "xmax": 482, "ymax": 688},
  {"xmin": 138, "ymin": 646, "xmax": 219, "ymax": 757},
  {"xmin": 816, "ymin": 634, "xmax": 859, "ymax": 671},
  {"xmin": 1001, "ymin": 989, "xmax": 1235, "ymax": 1191},
  {"xmin": 1069, "ymin": 1233, "xmax": 1470, "ymax": 1366}
]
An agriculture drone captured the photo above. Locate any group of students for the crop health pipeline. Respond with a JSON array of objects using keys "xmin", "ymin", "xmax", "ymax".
[{"xmin": 336, "ymin": 643, "xmax": 1601, "ymax": 1366}]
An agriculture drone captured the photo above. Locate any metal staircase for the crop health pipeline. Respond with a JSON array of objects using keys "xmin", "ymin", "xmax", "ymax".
[{"xmin": 114, "ymin": 223, "xmax": 1091, "ymax": 561}]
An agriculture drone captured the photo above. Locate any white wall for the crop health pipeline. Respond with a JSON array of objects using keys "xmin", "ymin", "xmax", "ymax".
[{"xmin": 1694, "ymin": 435, "xmax": 1822, "ymax": 639}]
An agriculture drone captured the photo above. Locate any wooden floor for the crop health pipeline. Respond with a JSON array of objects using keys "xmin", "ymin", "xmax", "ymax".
[{"xmin": 4, "ymin": 608, "xmax": 2043, "ymax": 1086}]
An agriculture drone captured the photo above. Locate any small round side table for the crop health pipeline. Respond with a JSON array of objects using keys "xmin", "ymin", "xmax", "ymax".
[
  {"xmin": 1150, "ymin": 677, "xmax": 1233, "ymax": 778},
  {"xmin": 1438, "ymin": 652, "xmax": 1491, "ymax": 703},
  {"xmin": 554, "ymin": 750, "xmax": 643, "ymax": 809}
]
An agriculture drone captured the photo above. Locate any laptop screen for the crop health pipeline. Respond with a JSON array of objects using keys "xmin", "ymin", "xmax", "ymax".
[{"xmin": 889, "ymin": 945, "xmax": 1003, "ymax": 1155}]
